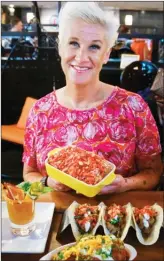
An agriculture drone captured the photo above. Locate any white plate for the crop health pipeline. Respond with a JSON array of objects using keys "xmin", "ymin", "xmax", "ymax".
[
  {"xmin": 40, "ymin": 242, "xmax": 137, "ymax": 261},
  {"xmin": 2, "ymin": 201, "xmax": 55, "ymax": 253}
]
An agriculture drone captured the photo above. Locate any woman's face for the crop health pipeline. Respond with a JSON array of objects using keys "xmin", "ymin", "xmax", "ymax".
[
  {"xmin": 16, "ymin": 21, "xmax": 23, "ymax": 32},
  {"xmin": 59, "ymin": 19, "xmax": 110, "ymax": 86}
]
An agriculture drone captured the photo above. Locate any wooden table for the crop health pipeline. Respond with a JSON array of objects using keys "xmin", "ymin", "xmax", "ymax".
[{"xmin": 2, "ymin": 191, "xmax": 164, "ymax": 261}]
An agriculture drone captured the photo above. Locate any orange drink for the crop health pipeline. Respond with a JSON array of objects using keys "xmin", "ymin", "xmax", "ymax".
[
  {"xmin": 6, "ymin": 195, "xmax": 35, "ymax": 225},
  {"xmin": 3, "ymin": 181, "xmax": 53, "ymax": 236},
  {"xmin": 3, "ymin": 183, "xmax": 36, "ymax": 236}
]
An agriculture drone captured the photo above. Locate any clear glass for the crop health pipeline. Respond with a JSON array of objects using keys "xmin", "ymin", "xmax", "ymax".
[{"xmin": 6, "ymin": 196, "xmax": 36, "ymax": 236}]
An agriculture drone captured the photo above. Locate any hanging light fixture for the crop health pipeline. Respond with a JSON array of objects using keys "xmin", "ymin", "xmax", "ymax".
[
  {"xmin": 125, "ymin": 15, "xmax": 133, "ymax": 26},
  {"xmin": 8, "ymin": 4, "xmax": 15, "ymax": 16}
]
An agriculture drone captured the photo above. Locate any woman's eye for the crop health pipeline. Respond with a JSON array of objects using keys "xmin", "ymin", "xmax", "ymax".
[
  {"xmin": 69, "ymin": 41, "xmax": 79, "ymax": 47},
  {"xmin": 90, "ymin": 44, "xmax": 101, "ymax": 50}
]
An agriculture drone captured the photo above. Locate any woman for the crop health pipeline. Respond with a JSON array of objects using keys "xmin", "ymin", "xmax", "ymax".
[
  {"xmin": 23, "ymin": 2, "xmax": 163, "ymax": 194},
  {"xmin": 10, "ymin": 17, "xmax": 23, "ymax": 32}
]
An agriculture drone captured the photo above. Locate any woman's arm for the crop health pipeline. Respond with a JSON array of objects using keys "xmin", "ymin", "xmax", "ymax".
[
  {"xmin": 23, "ymin": 163, "xmax": 71, "ymax": 191},
  {"xmin": 125, "ymin": 154, "xmax": 163, "ymax": 190},
  {"xmin": 23, "ymin": 164, "xmax": 43, "ymax": 182},
  {"xmin": 99, "ymin": 154, "xmax": 163, "ymax": 194}
]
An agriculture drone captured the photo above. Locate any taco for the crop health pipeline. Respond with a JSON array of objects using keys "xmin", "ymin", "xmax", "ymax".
[
  {"xmin": 132, "ymin": 204, "xmax": 163, "ymax": 245},
  {"xmin": 52, "ymin": 235, "xmax": 130, "ymax": 261},
  {"xmin": 102, "ymin": 203, "xmax": 132, "ymax": 240},
  {"xmin": 68, "ymin": 202, "xmax": 103, "ymax": 240}
]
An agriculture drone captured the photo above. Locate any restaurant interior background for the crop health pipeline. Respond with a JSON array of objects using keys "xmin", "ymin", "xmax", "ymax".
[{"xmin": 1, "ymin": 1, "xmax": 164, "ymax": 184}]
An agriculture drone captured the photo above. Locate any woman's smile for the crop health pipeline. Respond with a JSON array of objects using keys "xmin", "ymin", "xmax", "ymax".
[{"xmin": 70, "ymin": 65, "xmax": 92, "ymax": 73}]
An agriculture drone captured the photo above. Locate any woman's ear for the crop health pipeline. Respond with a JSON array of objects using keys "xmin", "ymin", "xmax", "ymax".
[{"xmin": 103, "ymin": 48, "xmax": 111, "ymax": 64}]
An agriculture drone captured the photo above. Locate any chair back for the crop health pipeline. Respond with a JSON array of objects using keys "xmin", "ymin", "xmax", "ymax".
[
  {"xmin": 17, "ymin": 97, "xmax": 37, "ymax": 129},
  {"xmin": 120, "ymin": 60, "xmax": 158, "ymax": 93}
]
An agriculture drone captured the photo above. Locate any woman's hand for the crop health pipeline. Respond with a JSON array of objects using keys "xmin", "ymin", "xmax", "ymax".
[
  {"xmin": 99, "ymin": 174, "xmax": 128, "ymax": 195},
  {"xmin": 47, "ymin": 177, "xmax": 71, "ymax": 192}
]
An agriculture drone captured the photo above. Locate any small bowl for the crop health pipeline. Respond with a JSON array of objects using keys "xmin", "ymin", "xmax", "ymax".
[
  {"xmin": 45, "ymin": 148, "xmax": 116, "ymax": 197},
  {"xmin": 40, "ymin": 242, "xmax": 137, "ymax": 261}
]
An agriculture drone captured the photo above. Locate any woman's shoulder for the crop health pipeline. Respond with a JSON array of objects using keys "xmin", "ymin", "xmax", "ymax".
[
  {"xmin": 103, "ymin": 84, "xmax": 144, "ymax": 103},
  {"xmin": 103, "ymin": 84, "xmax": 148, "ymax": 114},
  {"xmin": 114, "ymin": 85, "xmax": 143, "ymax": 99},
  {"xmin": 111, "ymin": 85, "xmax": 146, "ymax": 102},
  {"xmin": 31, "ymin": 91, "xmax": 57, "ymax": 112},
  {"xmin": 115, "ymin": 86, "xmax": 149, "ymax": 112}
]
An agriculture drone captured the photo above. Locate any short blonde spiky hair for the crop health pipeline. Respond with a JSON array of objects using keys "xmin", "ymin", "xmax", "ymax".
[{"xmin": 58, "ymin": 2, "xmax": 119, "ymax": 49}]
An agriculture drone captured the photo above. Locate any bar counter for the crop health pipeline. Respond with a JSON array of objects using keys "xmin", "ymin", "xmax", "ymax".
[{"xmin": 2, "ymin": 191, "xmax": 164, "ymax": 261}]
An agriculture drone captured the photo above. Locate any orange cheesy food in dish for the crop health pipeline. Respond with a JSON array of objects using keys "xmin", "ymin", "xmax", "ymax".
[
  {"xmin": 104, "ymin": 204, "xmax": 127, "ymax": 238},
  {"xmin": 52, "ymin": 235, "xmax": 130, "ymax": 261},
  {"xmin": 48, "ymin": 146, "xmax": 113, "ymax": 185},
  {"xmin": 134, "ymin": 205, "xmax": 157, "ymax": 237}
]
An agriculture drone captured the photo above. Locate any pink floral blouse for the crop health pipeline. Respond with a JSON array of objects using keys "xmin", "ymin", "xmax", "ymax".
[{"xmin": 23, "ymin": 87, "xmax": 161, "ymax": 177}]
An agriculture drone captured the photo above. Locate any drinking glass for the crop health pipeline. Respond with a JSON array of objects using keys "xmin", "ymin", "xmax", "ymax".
[{"xmin": 6, "ymin": 195, "xmax": 36, "ymax": 236}]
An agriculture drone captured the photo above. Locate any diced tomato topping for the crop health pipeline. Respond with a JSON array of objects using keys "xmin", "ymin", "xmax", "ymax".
[
  {"xmin": 112, "ymin": 247, "xmax": 129, "ymax": 261},
  {"xmin": 134, "ymin": 205, "xmax": 157, "ymax": 221},
  {"xmin": 105, "ymin": 204, "xmax": 126, "ymax": 220},
  {"xmin": 74, "ymin": 204, "xmax": 99, "ymax": 232}
]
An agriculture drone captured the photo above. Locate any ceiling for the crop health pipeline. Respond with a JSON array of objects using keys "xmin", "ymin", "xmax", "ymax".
[
  {"xmin": 101, "ymin": 1, "xmax": 163, "ymax": 11},
  {"xmin": 2, "ymin": 1, "xmax": 164, "ymax": 11}
]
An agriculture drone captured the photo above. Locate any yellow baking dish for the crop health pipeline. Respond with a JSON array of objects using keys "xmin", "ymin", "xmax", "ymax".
[{"xmin": 45, "ymin": 148, "xmax": 116, "ymax": 197}]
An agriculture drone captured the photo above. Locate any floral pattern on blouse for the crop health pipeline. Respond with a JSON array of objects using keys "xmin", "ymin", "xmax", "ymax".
[{"xmin": 22, "ymin": 87, "xmax": 161, "ymax": 177}]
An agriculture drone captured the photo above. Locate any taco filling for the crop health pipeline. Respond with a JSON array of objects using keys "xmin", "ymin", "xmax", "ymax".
[
  {"xmin": 104, "ymin": 204, "xmax": 127, "ymax": 238},
  {"xmin": 74, "ymin": 204, "xmax": 100, "ymax": 234},
  {"xmin": 134, "ymin": 205, "xmax": 157, "ymax": 238},
  {"xmin": 52, "ymin": 235, "xmax": 129, "ymax": 261}
]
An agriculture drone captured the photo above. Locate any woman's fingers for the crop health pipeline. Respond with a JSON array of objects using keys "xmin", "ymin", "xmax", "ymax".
[
  {"xmin": 99, "ymin": 185, "xmax": 119, "ymax": 194},
  {"xmin": 47, "ymin": 177, "xmax": 71, "ymax": 191},
  {"xmin": 98, "ymin": 175, "xmax": 127, "ymax": 194}
]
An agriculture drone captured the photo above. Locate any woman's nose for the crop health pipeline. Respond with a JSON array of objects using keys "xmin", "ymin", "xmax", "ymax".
[{"xmin": 75, "ymin": 48, "xmax": 88, "ymax": 62}]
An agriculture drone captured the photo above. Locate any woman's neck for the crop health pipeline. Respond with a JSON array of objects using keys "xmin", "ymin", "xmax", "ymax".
[
  {"xmin": 63, "ymin": 81, "xmax": 103, "ymax": 109},
  {"xmin": 56, "ymin": 82, "xmax": 115, "ymax": 110}
]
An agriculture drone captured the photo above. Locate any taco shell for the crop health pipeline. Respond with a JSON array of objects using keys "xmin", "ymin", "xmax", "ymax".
[
  {"xmin": 67, "ymin": 201, "xmax": 103, "ymax": 240},
  {"xmin": 132, "ymin": 203, "xmax": 163, "ymax": 245},
  {"xmin": 101, "ymin": 203, "xmax": 132, "ymax": 240}
]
